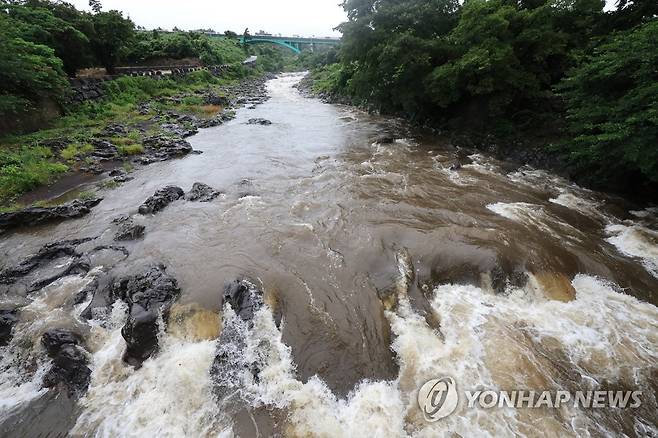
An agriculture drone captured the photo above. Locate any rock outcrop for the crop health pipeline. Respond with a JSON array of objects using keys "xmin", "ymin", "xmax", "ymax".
[
  {"xmin": 138, "ymin": 186, "xmax": 184, "ymax": 215},
  {"xmin": 212, "ymin": 279, "xmax": 265, "ymax": 396},
  {"xmin": 185, "ymin": 182, "xmax": 221, "ymax": 202},
  {"xmin": 81, "ymin": 265, "xmax": 181, "ymax": 367},
  {"xmin": 160, "ymin": 123, "xmax": 198, "ymax": 138},
  {"xmin": 115, "ymin": 265, "xmax": 181, "ymax": 366},
  {"xmin": 0, "ymin": 198, "xmax": 102, "ymax": 231},
  {"xmin": 0, "ymin": 238, "xmax": 95, "ymax": 292},
  {"xmin": 113, "ymin": 216, "xmax": 145, "ymax": 241},
  {"xmin": 41, "ymin": 328, "xmax": 91, "ymax": 396},
  {"xmin": 140, "ymin": 136, "xmax": 193, "ymax": 163},
  {"xmin": 0, "ymin": 309, "xmax": 18, "ymax": 346},
  {"xmin": 222, "ymin": 279, "xmax": 265, "ymax": 323},
  {"xmin": 0, "ymin": 238, "xmax": 130, "ymax": 296},
  {"xmin": 247, "ymin": 118, "xmax": 272, "ymax": 126}
]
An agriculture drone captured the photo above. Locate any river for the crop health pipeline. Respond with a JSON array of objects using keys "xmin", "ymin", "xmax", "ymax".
[{"xmin": 0, "ymin": 73, "xmax": 657, "ymax": 437}]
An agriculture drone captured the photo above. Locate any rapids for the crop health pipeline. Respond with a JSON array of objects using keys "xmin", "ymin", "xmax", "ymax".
[{"xmin": 0, "ymin": 73, "xmax": 656, "ymax": 437}]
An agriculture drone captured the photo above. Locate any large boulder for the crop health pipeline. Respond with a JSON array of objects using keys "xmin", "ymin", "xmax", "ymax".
[
  {"xmin": 185, "ymin": 182, "xmax": 221, "ymax": 202},
  {"xmin": 81, "ymin": 265, "xmax": 180, "ymax": 366},
  {"xmin": 222, "ymin": 279, "xmax": 264, "ymax": 322},
  {"xmin": 212, "ymin": 279, "xmax": 266, "ymax": 397},
  {"xmin": 121, "ymin": 305, "xmax": 160, "ymax": 367},
  {"xmin": 42, "ymin": 329, "xmax": 82, "ymax": 355},
  {"xmin": 0, "ymin": 198, "xmax": 102, "ymax": 231},
  {"xmin": 141, "ymin": 135, "xmax": 193, "ymax": 162},
  {"xmin": 113, "ymin": 216, "xmax": 145, "ymax": 241},
  {"xmin": 138, "ymin": 186, "xmax": 184, "ymax": 215},
  {"xmin": 115, "ymin": 265, "xmax": 180, "ymax": 366},
  {"xmin": 0, "ymin": 309, "xmax": 19, "ymax": 346},
  {"xmin": 41, "ymin": 329, "xmax": 91, "ymax": 396}
]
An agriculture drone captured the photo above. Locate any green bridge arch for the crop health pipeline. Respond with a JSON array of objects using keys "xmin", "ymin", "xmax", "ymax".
[{"xmin": 240, "ymin": 37, "xmax": 301, "ymax": 54}]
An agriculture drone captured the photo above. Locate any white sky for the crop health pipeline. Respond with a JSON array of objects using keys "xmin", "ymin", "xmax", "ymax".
[{"xmin": 67, "ymin": 0, "xmax": 346, "ymax": 37}]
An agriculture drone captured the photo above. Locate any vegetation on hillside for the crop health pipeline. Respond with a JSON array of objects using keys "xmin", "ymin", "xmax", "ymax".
[
  {"xmin": 124, "ymin": 30, "xmax": 247, "ymax": 66},
  {"xmin": 313, "ymin": 0, "xmax": 657, "ymax": 195},
  {"xmin": 0, "ymin": 0, "xmax": 259, "ymax": 122},
  {"xmin": 0, "ymin": 71, "xmax": 241, "ymax": 204}
]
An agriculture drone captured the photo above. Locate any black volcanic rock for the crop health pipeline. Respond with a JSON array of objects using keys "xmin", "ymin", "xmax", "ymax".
[
  {"xmin": 221, "ymin": 279, "xmax": 264, "ymax": 322},
  {"xmin": 0, "ymin": 198, "xmax": 102, "ymax": 231},
  {"xmin": 0, "ymin": 238, "xmax": 95, "ymax": 291},
  {"xmin": 0, "ymin": 309, "xmax": 18, "ymax": 346},
  {"xmin": 247, "ymin": 118, "xmax": 272, "ymax": 126},
  {"xmin": 185, "ymin": 182, "xmax": 221, "ymax": 202},
  {"xmin": 138, "ymin": 186, "xmax": 184, "ymax": 215},
  {"xmin": 114, "ymin": 217, "xmax": 145, "ymax": 241},
  {"xmin": 115, "ymin": 265, "xmax": 181, "ymax": 366},
  {"xmin": 41, "ymin": 329, "xmax": 91, "ymax": 396}
]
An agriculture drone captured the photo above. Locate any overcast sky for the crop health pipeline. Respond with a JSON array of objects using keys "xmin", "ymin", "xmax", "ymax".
[{"xmin": 67, "ymin": 0, "xmax": 346, "ymax": 37}]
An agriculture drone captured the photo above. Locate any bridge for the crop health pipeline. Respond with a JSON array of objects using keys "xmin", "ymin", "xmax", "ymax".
[{"xmin": 209, "ymin": 33, "xmax": 340, "ymax": 54}]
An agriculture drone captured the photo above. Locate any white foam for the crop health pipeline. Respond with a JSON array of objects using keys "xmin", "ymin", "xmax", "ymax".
[
  {"xmin": 72, "ymin": 302, "xmax": 225, "ymax": 437},
  {"xmin": 232, "ymin": 275, "xmax": 658, "ymax": 437},
  {"xmin": 605, "ymin": 223, "xmax": 658, "ymax": 277},
  {"xmin": 549, "ymin": 193, "xmax": 606, "ymax": 220},
  {"xmin": 0, "ymin": 356, "xmax": 49, "ymax": 422},
  {"xmin": 486, "ymin": 202, "xmax": 584, "ymax": 243}
]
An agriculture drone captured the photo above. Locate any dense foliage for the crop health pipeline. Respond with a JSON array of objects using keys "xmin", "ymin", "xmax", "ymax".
[
  {"xmin": 0, "ymin": 13, "xmax": 68, "ymax": 116},
  {"xmin": 124, "ymin": 30, "xmax": 246, "ymax": 66},
  {"xmin": 0, "ymin": 0, "xmax": 251, "ymax": 122},
  {"xmin": 558, "ymin": 20, "xmax": 658, "ymax": 186},
  {"xmin": 319, "ymin": 0, "xmax": 658, "ymax": 193}
]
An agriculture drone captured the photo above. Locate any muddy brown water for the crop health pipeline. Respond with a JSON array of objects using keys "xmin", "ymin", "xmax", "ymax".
[{"xmin": 0, "ymin": 73, "xmax": 657, "ymax": 437}]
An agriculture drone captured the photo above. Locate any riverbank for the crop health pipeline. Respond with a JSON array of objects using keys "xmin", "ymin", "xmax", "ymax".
[
  {"xmin": 296, "ymin": 72, "xmax": 657, "ymax": 205},
  {"xmin": 0, "ymin": 70, "xmax": 273, "ymax": 209}
]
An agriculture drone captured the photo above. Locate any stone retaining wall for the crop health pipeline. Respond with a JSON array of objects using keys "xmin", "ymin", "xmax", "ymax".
[{"xmin": 68, "ymin": 64, "xmax": 230, "ymax": 104}]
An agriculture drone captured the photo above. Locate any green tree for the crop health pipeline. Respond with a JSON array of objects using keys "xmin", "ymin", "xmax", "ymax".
[
  {"xmin": 337, "ymin": 0, "xmax": 461, "ymax": 115},
  {"xmin": 89, "ymin": 0, "xmax": 102, "ymax": 13},
  {"xmin": 557, "ymin": 20, "xmax": 658, "ymax": 188},
  {"xmin": 0, "ymin": 16, "xmax": 68, "ymax": 116},
  {"xmin": 89, "ymin": 10, "xmax": 135, "ymax": 73},
  {"xmin": 424, "ymin": 0, "xmax": 573, "ymax": 121},
  {"xmin": 2, "ymin": 1, "xmax": 94, "ymax": 75}
]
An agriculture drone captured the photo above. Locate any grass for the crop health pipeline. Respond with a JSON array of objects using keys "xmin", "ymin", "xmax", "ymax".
[
  {"xmin": 99, "ymin": 179, "xmax": 120, "ymax": 190},
  {"xmin": 187, "ymin": 104, "xmax": 222, "ymax": 117},
  {"xmin": 117, "ymin": 144, "xmax": 144, "ymax": 155},
  {"xmin": 77, "ymin": 190, "xmax": 97, "ymax": 200},
  {"xmin": 0, "ymin": 146, "xmax": 68, "ymax": 203},
  {"xmin": 60, "ymin": 143, "xmax": 94, "ymax": 161}
]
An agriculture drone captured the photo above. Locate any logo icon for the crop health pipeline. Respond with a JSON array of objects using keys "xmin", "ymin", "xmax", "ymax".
[{"xmin": 418, "ymin": 377, "xmax": 459, "ymax": 422}]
